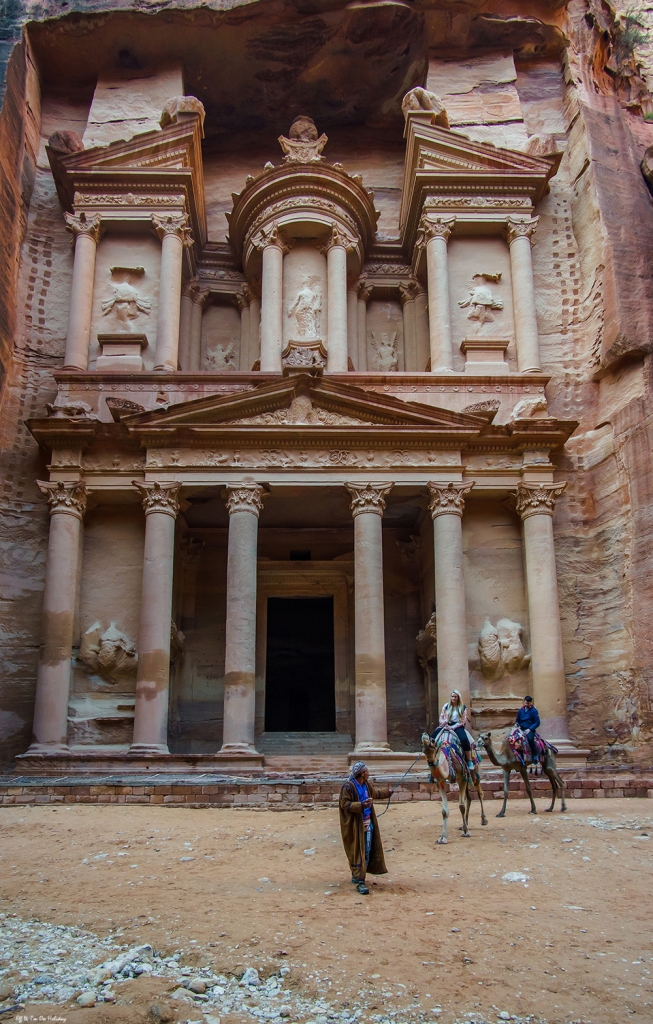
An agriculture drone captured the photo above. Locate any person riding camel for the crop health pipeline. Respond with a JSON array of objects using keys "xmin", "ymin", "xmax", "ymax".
[
  {"xmin": 515, "ymin": 695, "xmax": 541, "ymax": 766},
  {"xmin": 430, "ymin": 690, "xmax": 475, "ymax": 774}
]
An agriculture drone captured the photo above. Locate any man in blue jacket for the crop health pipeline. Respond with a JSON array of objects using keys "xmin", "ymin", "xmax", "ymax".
[{"xmin": 515, "ymin": 695, "xmax": 541, "ymax": 764}]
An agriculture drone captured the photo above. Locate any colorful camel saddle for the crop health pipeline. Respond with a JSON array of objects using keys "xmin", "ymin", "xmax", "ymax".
[
  {"xmin": 434, "ymin": 727, "xmax": 482, "ymax": 782},
  {"xmin": 508, "ymin": 725, "xmax": 558, "ymax": 769}
]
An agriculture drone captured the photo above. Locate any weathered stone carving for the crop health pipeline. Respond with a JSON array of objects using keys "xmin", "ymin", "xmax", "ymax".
[
  {"xmin": 105, "ymin": 397, "xmax": 146, "ymax": 421},
  {"xmin": 48, "ymin": 130, "xmax": 84, "ymax": 155},
  {"xmin": 506, "ymin": 216, "xmax": 539, "ymax": 244},
  {"xmin": 396, "ymin": 534, "xmax": 421, "ymax": 563},
  {"xmin": 233, "ymin": 395, "xmax": 363, "ymax": 426},
  {"xmin": 462, "ymin": 398, "xmax": 501, "ymax": 418},
  {"xmin": 225, "ymin": 484, "xmax": 265, "ymax": 517},
  {"xmin": 64, "ymin": 211, "xmax": 102, "ymax": 244},
  {"xmin": 401, "ymin": 87, "xmax": 449, "ymax": 129},
  {"xmin": 37, "ymin": 480, "xmax": 88, "ymax": 519},
  {"xmin": 478, "ymin": 617, "xmax": 530, "ymax": 680},
  {"xmin": 251, "ymin": 222, "xmax": 291, "ymax": 254},
  {"xmin": 133, "ymin": 481, "xmax": 182, "ymax": 518},
  {"xmin": 427, "ymin": 481, "xmax": 474, "ymax": 519},
  {"xmin": 160, "ymin": 95, "xmax": 206, "ymax": 130},
  {"xmin": 459, "ymin": 280, "xmax": 503, "ymax": 323},
  {"xmin": 514, "ymin": 482, "xmax": 567, "ymax": 520},
  {"xmin": 152, "ymin": 212, "xmax": 192, "ymax": 245},
  {"xmin": 170, "ymin": 619, "xmax": 186, "ymax": 661},
  {"xmin": 45, "ymin": 399, "xmax": 97, "ymax": 420},
  {"xmin": 370, "ymin": 331, "xmax": 398, "ymax": 372},
  {"xmin": 281, "ymin": 340, "xmax": 327, "ymax": 369},
  {"xmin": 510, "ymin": 395, "xmax": 548, "ymax": 420},
  {"xmin": 416, "ymin": 215, "xmax": 455, "ymax": 247},
  {"xmin": 425, "ymin": 196, "xmax": 531, "ymax": 210},
  {"xmin": 101, "ymin": 268, "xmax": 151, "ymax": 331},
  {"xmin": 288, "ymin": 278, "xmax": 322, "ymax": 339},
  {"xmin": 205, "ymin": 343, "xmax": 236, "ymax": 371},
  {"xmin": 345, "ymin": 482, "xmax": 394, "ymax": 517},
  {"xmin": 78, "ymin": 621, "xmax": 138, "ymax": 683},
  {"xmin": 278, "ymin": 115, "xmax": 328, "ymax": 164},
  {"xmin": 416, "ymin": 612, "xmax": 438, "ymax": 671}
]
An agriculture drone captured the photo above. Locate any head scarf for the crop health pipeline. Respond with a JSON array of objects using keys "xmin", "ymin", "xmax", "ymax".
[
  {"xmin": 445, "ymin": 690, "xmax": 466, "ymax": 724},
  {"xmin": 349, "ymin": 760, "xmax": 367, "ymax": 780}
]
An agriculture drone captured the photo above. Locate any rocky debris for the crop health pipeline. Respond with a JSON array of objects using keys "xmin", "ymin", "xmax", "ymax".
[{"xmin": 77, "ymin": 990, "xmax": 96, "ymax": 1006}]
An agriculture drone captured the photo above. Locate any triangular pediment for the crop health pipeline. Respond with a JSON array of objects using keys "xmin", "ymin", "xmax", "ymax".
[{"xmin": 122, "ymin": 373, "xmax": 489, "ymax": 438}]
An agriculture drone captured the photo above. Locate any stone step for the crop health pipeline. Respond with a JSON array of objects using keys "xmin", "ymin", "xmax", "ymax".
[{"xmin": 257, "ymin": 732, "xmax": 353, "ymax": 755}]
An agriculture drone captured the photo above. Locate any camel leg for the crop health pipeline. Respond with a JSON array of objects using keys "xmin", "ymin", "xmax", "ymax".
[
  {"xmin": 459, "ymin": 778, "xmax": 471, "ymax": 837},
  {"xmin": 543, "ymin": 765, "xmax": 557, "ymax": 812},
  {"xmin": 519, "ymin": 766, "xmax": 537, "ymax": 813},
  {"xmin": 474, "ymin": 773, "xmax": 488, "ymax": 825},
  {"xmin": 437, "ymin": 779, "xmax": 449, "ymax": 844},
  {"xmin": 551, "ymin": 764, "xmax": 566, "ymax": 811},
  {"xmin": 496, "ymin": 768, "xmax": 510, "ymax": 817}
]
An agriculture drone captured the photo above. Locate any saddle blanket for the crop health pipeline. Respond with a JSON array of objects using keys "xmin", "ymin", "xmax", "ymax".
[{"xmin": 508, "ymin": 725, "xmax": 558, "ymax": 767}]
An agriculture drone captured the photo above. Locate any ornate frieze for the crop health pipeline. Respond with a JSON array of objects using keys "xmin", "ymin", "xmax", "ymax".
[
  {"xmin": 133, "ymin": 480, "xmax": 181, "ymax": 518},
  {"xmin": 225, "ymin": 483, "xmax": 265, "ymax": 517},
  {"xmin": 37, "ymin": 480, "xmax": 88, "ymax": 519},
  {"xmin": 143, "ymin": 447, "xmax": 464, "ymax": 470},
  {"xmin": 427, "ymin": 481, "xmax": 474, "ymax": 518},
  {"xmin": 74, "ymin": 192, "xmax": 186, "ymax": 208},
  {"xmin": 345, "ymin": 482, "xmax": 394, "ymax": 517},
  {"xmin": 514, "ymin": 482, "xmax": 566, "ymax": 519},
  {"xmin": 64, "ymin": 211, "xmax": 102, "ymax": 244},
  {"xmin": 424, "ymin": 195, "xmax": 532, "ymax": 211}
]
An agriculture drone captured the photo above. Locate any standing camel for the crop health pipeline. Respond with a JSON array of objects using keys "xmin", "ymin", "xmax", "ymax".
[
  {"xmin": 476, "ymin": 731, "xmax": 566, "ymax": 817},
  {"xmin": 421, "ymin": 732, "xmax": 488, "ymax": 843}
]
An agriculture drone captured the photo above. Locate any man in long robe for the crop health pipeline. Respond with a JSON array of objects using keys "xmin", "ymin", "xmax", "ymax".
[{"xmin": 339, "ymin": 761, "xmax": 390, "ymax": 895}]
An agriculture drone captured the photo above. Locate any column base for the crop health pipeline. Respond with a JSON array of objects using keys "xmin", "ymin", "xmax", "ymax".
[
  {"xmin": 352, "ymin": 741, "xmax": 392, "ymax": 755},
  {"xmin": 25, "ymin": 742, "xmax": 70, "ymax": 755},
  {"xmin": 153, "ymin": 363, "xmax": 177, "ymax": 372},
  {"xmin": 129, "ymin": 743, "xmax": 170, "ymax": 755},
  {"xmin": 220, "ymin": 742, "xmax": 261, "ymax": 756}
]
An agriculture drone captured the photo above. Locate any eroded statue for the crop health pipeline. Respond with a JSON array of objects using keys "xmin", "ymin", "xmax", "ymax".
[
  {"xmin": 401, "ymin": 87, "xmax": 449, "ymax": 129},
  {"xmin": 78, "ymin": 622, "xmax": 138, "ymax": 683},
  {"xmin": 459, "ymin": 283, "xmax": 503, "ymax": 323},
  {"xmin": 416, "ymin": 612, "xmax": 438, "ymax": 671},
  {"xmin": 370, "ymin": 331, "xmax": 398, "ymax": 371},
  {"xmin": 478, "ymin": 617, "xmax": 530, "ymax": 680},
  {"xmin": 101, "ymin": 279, "xmax": 151, "ymax": 331},
  {"xmin": 288, "ymin": 278, "xmax": 322, "ymax": 339},
  {"xmin": 205, "ymin": 343, "xmax": 236, "ymax": 371}
]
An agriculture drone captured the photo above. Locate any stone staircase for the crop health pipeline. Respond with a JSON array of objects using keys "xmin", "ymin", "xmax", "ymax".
[{"xmin": 257, "ymin": 732, "xmax": 353, "ymax": 756}]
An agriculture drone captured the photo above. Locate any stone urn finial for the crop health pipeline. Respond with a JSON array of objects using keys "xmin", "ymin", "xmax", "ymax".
[
  {"xmin": 279, "ymin": 115, "xmax": 328, "ymax": 164},
  {"xmin": 401, "ymin": 87, "xmax": 449, "ymax": 129}
]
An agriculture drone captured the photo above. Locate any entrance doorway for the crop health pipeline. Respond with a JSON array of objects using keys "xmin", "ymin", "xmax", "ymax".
[{"xmin": 264, "ymin": 596, "xmax": 336, "ymax": 731}]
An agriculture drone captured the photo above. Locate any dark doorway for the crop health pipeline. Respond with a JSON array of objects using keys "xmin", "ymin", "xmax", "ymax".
[{"xmin": 264, "ymin": 597, "xmax": 336, "ymax": 731}]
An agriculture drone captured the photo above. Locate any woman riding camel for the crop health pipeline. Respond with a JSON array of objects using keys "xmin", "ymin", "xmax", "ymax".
[{"xmin": 430, "ymin": 689, "xmax": 475, "ymax": 773}]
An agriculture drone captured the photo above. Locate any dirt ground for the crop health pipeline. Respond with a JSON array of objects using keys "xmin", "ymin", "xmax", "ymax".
[{"xmin": 0, "ymin": 796, "xmax": 651, "ymax": 1024}]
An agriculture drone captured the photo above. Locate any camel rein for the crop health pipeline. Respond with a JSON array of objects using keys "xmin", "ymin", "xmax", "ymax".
[{"xmin": 375, "ymin": 751, "xmax": 424, "ymax": 816}]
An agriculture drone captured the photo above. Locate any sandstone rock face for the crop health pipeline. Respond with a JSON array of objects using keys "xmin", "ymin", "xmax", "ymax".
[{"xmin": 0, "ymin": 0, "xmax": 653, "ymax": 765}]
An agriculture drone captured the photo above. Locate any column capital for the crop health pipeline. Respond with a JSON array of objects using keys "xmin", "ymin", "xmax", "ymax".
[
  {"xmin": 399, "ymin": 278, "xmax": 422, "ymax": 305},
  {"xmin": 506, "ymin": 216, "xmax": 539, "ymax": 245},
  {"xmin": 133, "ymin": 480, "xmax": 182, "ymax": 518},
  {"xmin": 37, "ymin": 479, "xmax": 88, "ymax": 520},
  {"xmin": 182, "ymin": 278, "xmax": 211, "ymax": 308},
  {"xmin": 320, "ymin": 222, "xmax": 357, "ymax": 254},
  {"xmin": 252, "ymin": 222, "xmax": 291, "ymax": 255},
  {"xmin": 417, "ymin": 214, "xmax": 456, "ymax": 247},
  {"xmin": 514, "ymin": 481, "xmax": 566, "ymax": 520},
  {"xmin": 65, "ymin": 211, "xmax": 102, "ymax": 244},
  {"xmin": 152, "ymin": 212, "xmax": 191, "ymax": 242},
  {"xmin": 358, "ymin": 279, "xmax": 374, "ymax": 304},
  {"xmin": 427, "ymin": 481, "xmax": 474, "ymax": 519},
  {"xmin": 180, "ymin": 535, "xmax": 205, "ymax": 567},
  {"xmin": 345, "ymin": 482, "xmax": 394, "ymax": 517},
  {"xmin": 225, "ymin": 483, "xmax": 265, "ymax": 517}
]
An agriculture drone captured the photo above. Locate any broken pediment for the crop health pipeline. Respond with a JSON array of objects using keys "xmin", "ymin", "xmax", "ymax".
[{"xmin": 400, "ymin": 119, "xmax": 561, "ymax": 244}]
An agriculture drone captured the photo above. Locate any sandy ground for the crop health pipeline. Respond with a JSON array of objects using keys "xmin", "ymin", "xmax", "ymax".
[{"xmin": 0, "ymin": 796, "xmax": 651, "ymax": 1024}]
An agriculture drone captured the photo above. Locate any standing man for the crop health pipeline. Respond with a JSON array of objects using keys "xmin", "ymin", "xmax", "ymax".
[
  {"xmin": 515, "ymin": 695, "xmax": 541, "ymax": 765},
  {"xmin": 339, "ymin": 761, "xmax": 390, "ymax": 895}
]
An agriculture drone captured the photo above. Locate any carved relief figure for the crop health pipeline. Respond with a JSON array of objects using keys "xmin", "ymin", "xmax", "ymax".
[
  {"xmin": 459, "ymin": 275, "xmax": 503, "ymax": 324},
  {"xmin": 101, "ymin": 268, "xmax": 151, "ymax": 332},
  {"xmin": 478, "ymin": 617, "xmax": 530, "ymax": 681},
  {"xmin": 78, "ymin": 622, "xmax": 138, "ymax": 684},
  {"xmin": 416, "ymin": 612, "xmax": 438, "ymax": 671},
  {"xmin": 288, "ymin": 277, "xmax": 322, "ymax": 339},
  {"xmin": 205, "ymin": 343, "xmax": 236, "ymax": 371},
  {"xmin": 370, "ymin": 331, "xmax": 398, "ymax": 371}
]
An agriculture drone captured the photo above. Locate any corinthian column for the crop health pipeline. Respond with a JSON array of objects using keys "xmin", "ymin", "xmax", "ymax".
[
  {"xmin": 347, "ymin": 282, "xmax": 359, "ymax": 370},
  {"xmin": 28, "ymin": 481, "xmax": 88, "ymax": 753},
  {"xmin": 237, "ymin": 287, "xmax": 252, "ymax": 371},
  {"xmin": 515, "ymin": 482, "xmax": 570, "ymax": 742},
  {"xmin": 254, "ymin": 224, "xmax": 288, "ymax": 372},
  {"xmin": 63, "ymin": 213, "xmax": 102, "ymax": 370},
  {"xmin": 345, "ymin": 482, "xmax": 394, "ymax": 753},
  {"xmin": 130, "ymin": 481, "xmax": 181, "ymax": 754},
  {"xmin": 152, "ymin": 213, "xmax": 192, "ymax": 372},
  {"xmin": 323, "ymin": 224, "xmax": 354, "ymax": 373},
  {"xmin": 357, "ymin": 281, "xmax": 372, "ymax": 372},
  {"xmin": 419, "ymin": 215, "xmax": 455, "ymax": 373},
  {"xmin": 221, "ymin": 484, "xmax": 265, "ymax": 753},
  {"xmin": 428, "ymin": 482, "xmax": 474, "ymax": 712},
  {"xmin": 507, "ymin": 217, "xmax": 541, "ymax": 373},
  {"xmin": 399, "ymin": 279, "xmax": 419, "ymax": 372}
]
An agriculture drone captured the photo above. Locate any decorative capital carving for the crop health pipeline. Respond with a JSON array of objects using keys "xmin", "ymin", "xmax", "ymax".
[
  {"xmin": 345, "ymin": 482, "xmax": 394, "ymax": 517},
  {"xmin": 506, "ymin": 216, "xmax": 539, "ymax": 245},
  {"xmin": 417, "ymin": 214, "xmax": 456, "ymax": 248},
  {"xmin": 182, "ymin": 279, "xmax": 211, "ymax": 307},
  {"xmin": 399, "ymin": 279, "xmax": 421, "ymax": 305},
  {"xmin": 225, "ymin": 484, "xmax": 265, "ymax": 517},
  {"xmin": 132, "ymin": 480, "xmax": 181, "ymax": 518},
  {"xmin": 358, "ymin": 280, "xmax": 374, "ymax": 304},
  {"xmin": 251, "ymin": 222, "xmax": 290, "ymax": 255},
  {"xmin": 65, "ymin": 211, "xmax": 102, "ymax": 244},
  {"xmin": 152, "ymin": 212, "xmax": 190, "ymax": 242},
  {"xmin": 37, "ymin": 480, "xmax": 88, "ymax": 519},
  {"xmin": 427, "ymin": 481, "xmax": 474, "ymax": 519},
  {"xmin": 321, "ymin": 222, "xmax": 356, "ymax": 254},
  {"xmin": 514, "ymin": 482, "xmax": 566, "ymax": 520}
]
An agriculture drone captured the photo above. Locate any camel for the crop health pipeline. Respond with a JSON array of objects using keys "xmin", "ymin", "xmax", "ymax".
[
  {"xmin": 421, "ymin": 731, "xmax": 488, "ymax": 843},
  {"xmin": 476, "ymin": 731, "xmax": 566, "ymax": 817}
]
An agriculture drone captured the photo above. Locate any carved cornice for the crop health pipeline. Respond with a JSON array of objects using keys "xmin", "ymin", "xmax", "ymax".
[
  {"xmin": 514, "ymin": 482, "xmax": 566, "ymax": 519},
  {"xmin": 225, "ymin": 483, "xmax": 265, "ymax": 517},
  {"xmin": 133, "ymin": 480, "xmax": 181, "ymax": 518},
  {"xmin": 64, "ymin": 211, "xmax": 102, "ymax": 245},
  {"xmin": 37, "ymin": 480, "xmax": 88, "ymax": 520},
  {"xmin": 345, "ymin": 482, "xmax": 394, "ymax": 517},
  {"xmin": 152, "ymin": 212, "xmax": 191, "ymax": 242},
  {"xmin": 427, "ymin": 481, "xmax": 474, "ymax": 518},
  {"xmin": 506, "ymin": 216, "xmax": 539, "ymax": 244}
]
